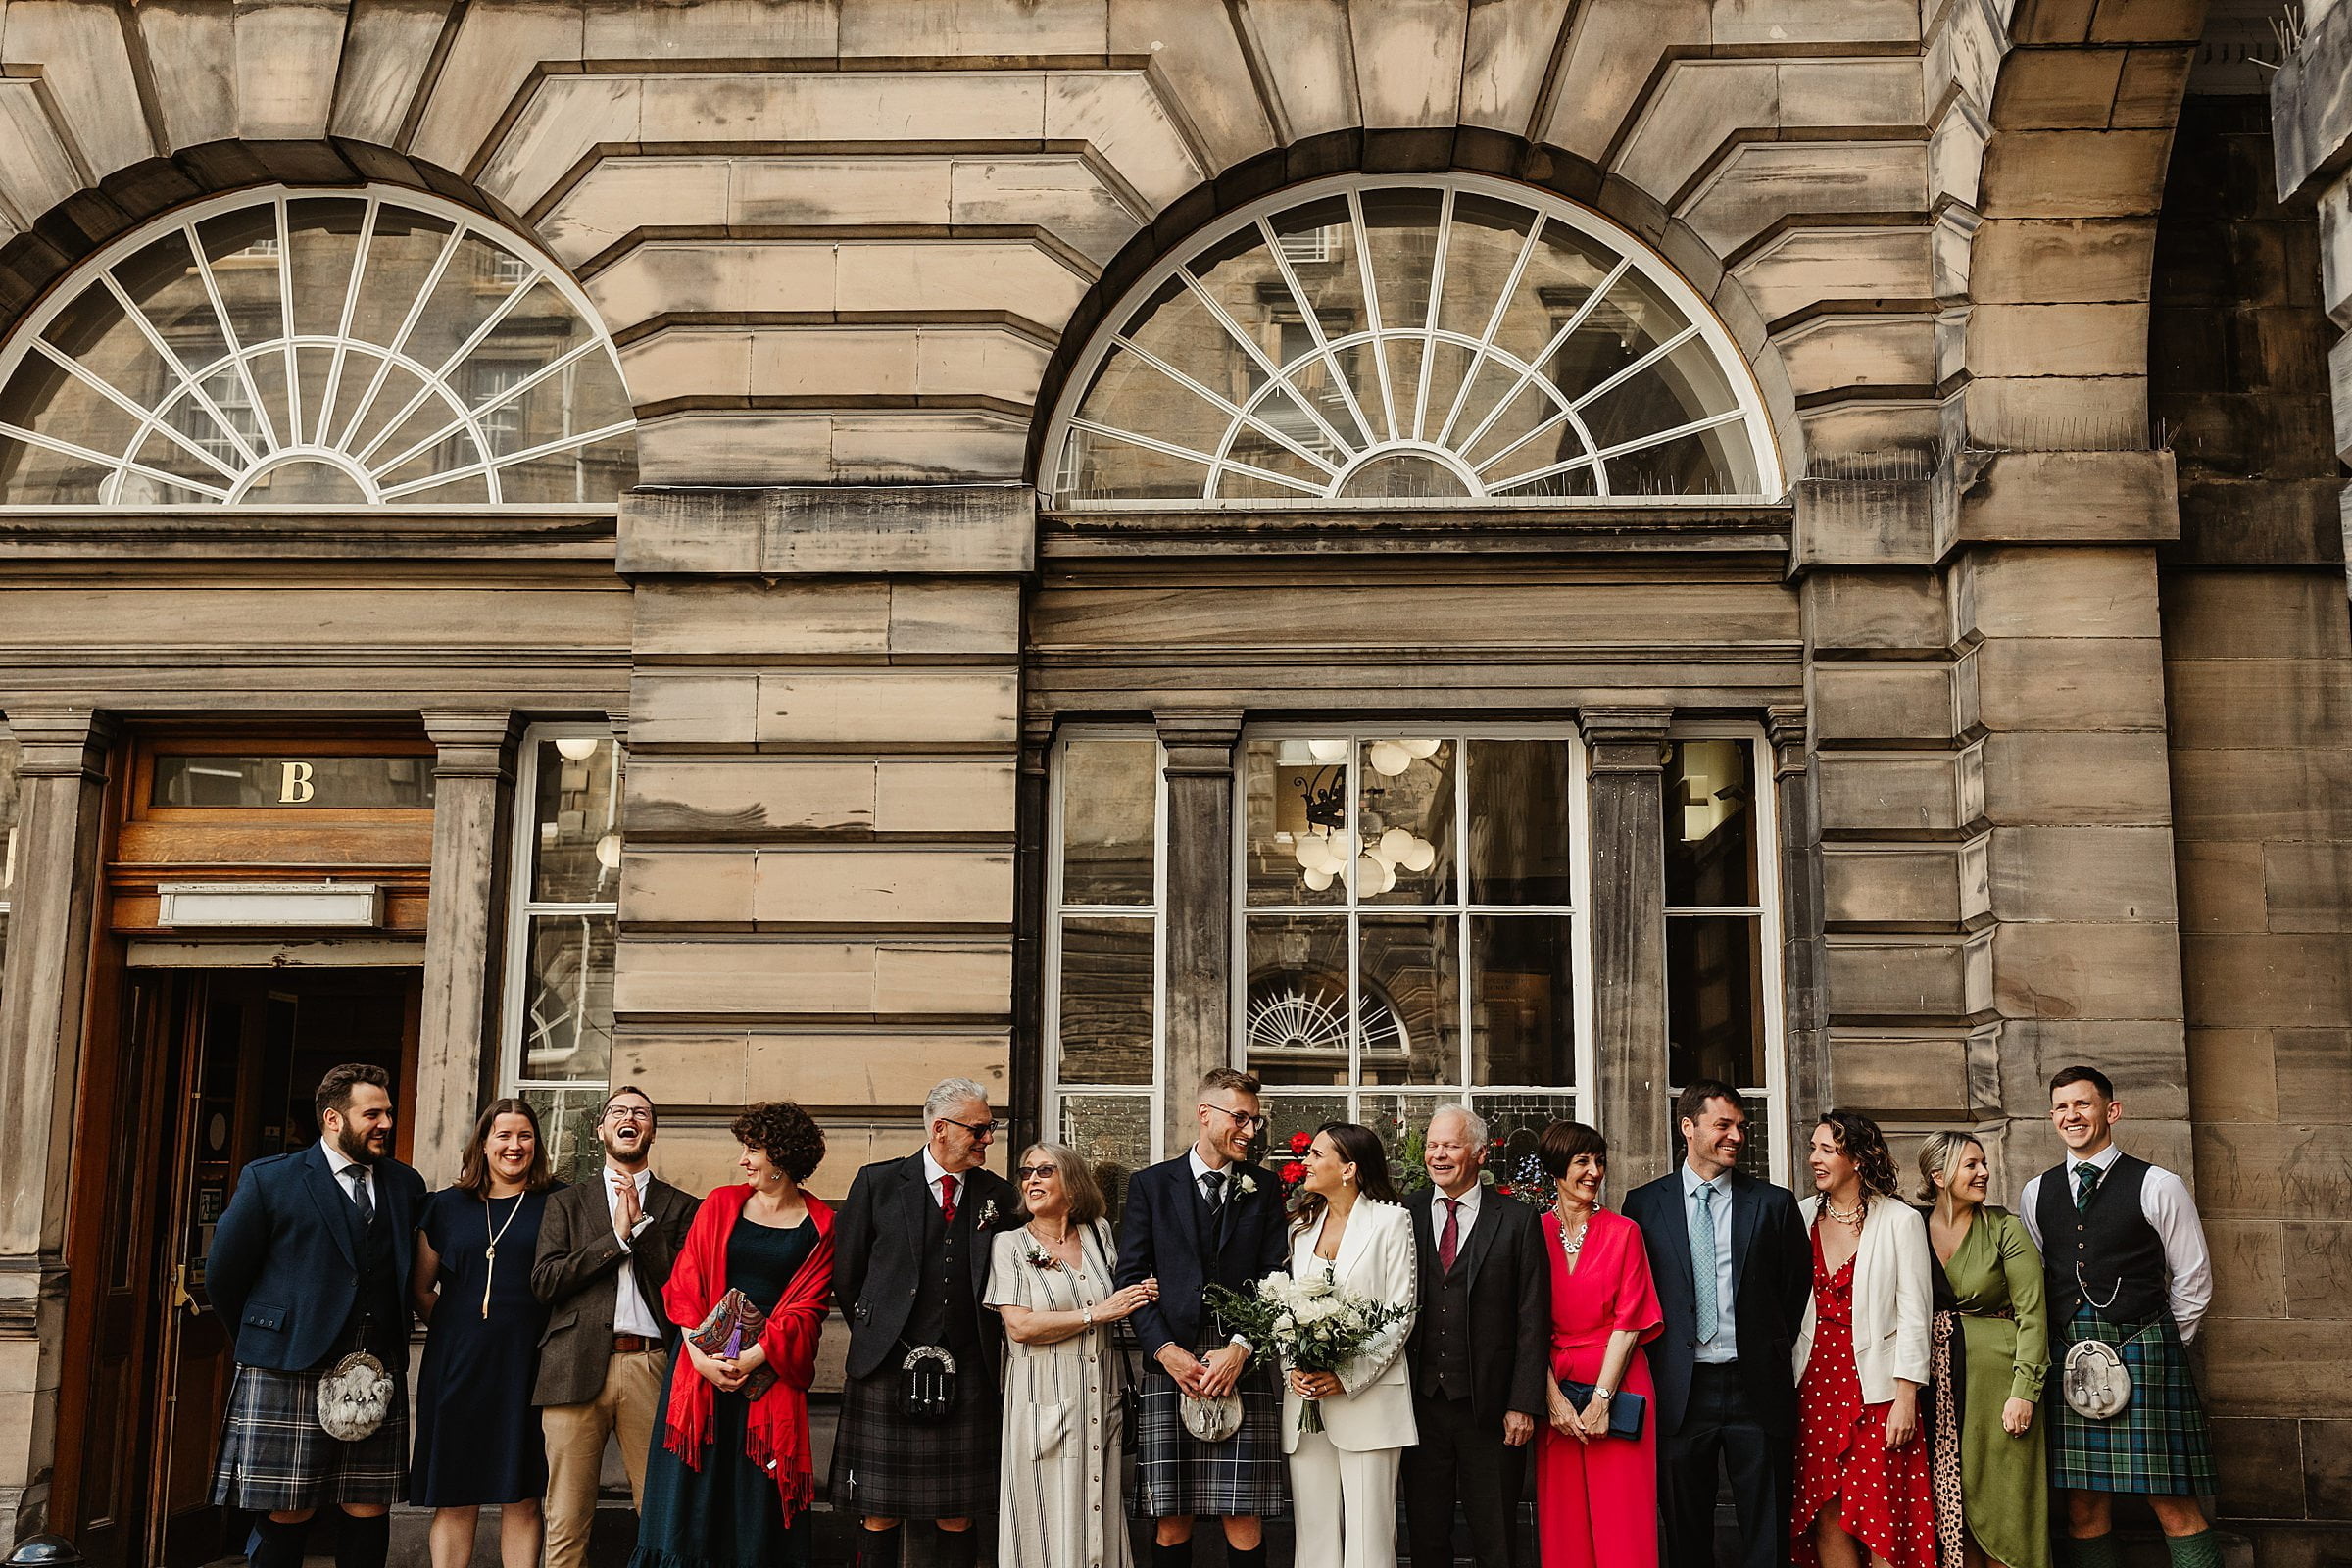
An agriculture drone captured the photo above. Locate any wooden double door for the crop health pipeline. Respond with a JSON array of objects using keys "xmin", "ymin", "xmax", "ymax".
[{"xmin": 62, "ymin": 966, "xmax": 420, "ymax": 1568}]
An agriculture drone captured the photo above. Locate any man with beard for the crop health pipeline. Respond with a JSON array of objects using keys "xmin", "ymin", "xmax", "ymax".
[
  {"xmin": 529, "ymin": 1084, "xmax": 700, "ymax": 1568},
  {"xmin": 830, "ymin": 1077, "xmax": 1019, "ymax": 1568},
  {"xmin": 208, "ymin": 1063, "xmax": 427, "ymax": 1568},
  {"xmin": 1401, "ymin": 1104, "xmax": 1548, "ymax": 1568}
]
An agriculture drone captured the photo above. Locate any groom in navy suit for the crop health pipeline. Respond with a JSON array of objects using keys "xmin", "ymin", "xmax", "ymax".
[
  {"xmin": 1623, "ymin": 1079, "xmax": 1810, "ymax": 1568},
  {"xmin": 207, "ymin": 1062, "xmax": 426, "ymax": 1568},
  {"xmin": 1115, "ymin": 1066, "xmax": 1291, "ymax": 1568}
]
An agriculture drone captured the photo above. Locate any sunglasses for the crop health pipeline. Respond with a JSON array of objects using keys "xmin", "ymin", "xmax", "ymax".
[
  {"xmin": 1014, "ymin": 1163, "xmax": 1059, "ymax": 1182},
  {"xmin": 939, "ymin": 1115, "xmax": 1004, "ymax": 1138}
]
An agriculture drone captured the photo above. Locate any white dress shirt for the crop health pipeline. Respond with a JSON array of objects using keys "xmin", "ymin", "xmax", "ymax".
[
  {"xmin": 322, "ymin": 1140, "xmax": 376, "ymax": 1212},
  {"xmin": 603, "ymin": 1165, "xmax": 663, "ymax": 1340},
  {"xmin": 1683, "ymin": 1162, "xmax": 1739, "ymax": 1364},
  {"xmin": 1431, "ymin": 1181, "xmax": 1482, "ymax": 1255},
  {"xmin": 2020, "ymin": 1142, "xmax": 2214, "ymax": 1341}
]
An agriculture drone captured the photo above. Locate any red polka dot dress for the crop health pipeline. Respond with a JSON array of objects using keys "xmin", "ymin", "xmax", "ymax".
[{"xmin": 1791, "ymin": 1221, "xmax": 1936, "ymax": 1568}]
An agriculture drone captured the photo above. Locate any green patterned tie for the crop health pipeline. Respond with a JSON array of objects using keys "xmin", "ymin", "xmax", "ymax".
[{"xmin": 2073, "ymin": 1160, "xmax": 2100, "ymax": 1210}]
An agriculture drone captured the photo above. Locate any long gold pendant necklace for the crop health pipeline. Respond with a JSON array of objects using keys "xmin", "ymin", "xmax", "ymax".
[{"xmin": 483, "ymin": 1192, "xmax": 525, "ymax": 1319}]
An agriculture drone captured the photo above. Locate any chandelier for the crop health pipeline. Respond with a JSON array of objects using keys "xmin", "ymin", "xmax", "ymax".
[{"xmin": 1281, "ymin": 737, "xmax": 1442, "ymax": 894}]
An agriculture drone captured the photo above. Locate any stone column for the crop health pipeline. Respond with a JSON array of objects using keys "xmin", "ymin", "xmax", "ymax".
[
  {"xmin": 1580, "ymin": 707, "xmax": 1672, "ymax": 1181},
  {"xmin": 1768, "ymin": 705, "xmax": 1831, "ymax": 1126},
  {"xmin": 1157, "ymin": 713, "xmax": 1242, "ymax": 1156},
  {"xmin": 415, "ymin": 710, "xmax": 517, "ymax": 1186},
  {"xmin": 0, "ymin": 708, "xmax": 113, "ymax": 1537}
]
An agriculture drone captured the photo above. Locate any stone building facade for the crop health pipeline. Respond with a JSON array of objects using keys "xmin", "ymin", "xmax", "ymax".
[{"xmin": 0, "ymin": 0, "xmax": 2340, "ymax": 1563}]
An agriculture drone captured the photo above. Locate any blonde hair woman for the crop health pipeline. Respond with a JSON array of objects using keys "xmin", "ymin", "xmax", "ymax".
[{"xmin": 1916, "ymin": 1132, "xmax": 2049, "ymax": 1568}]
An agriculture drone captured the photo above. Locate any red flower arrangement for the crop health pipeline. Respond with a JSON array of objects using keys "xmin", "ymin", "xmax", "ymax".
[{"xmin": 1280, "ymin": 1160, "xmax": 1307, "ymax": 1185}]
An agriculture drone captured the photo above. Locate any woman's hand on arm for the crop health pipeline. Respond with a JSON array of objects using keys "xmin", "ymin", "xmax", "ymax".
[{"xmin": 1545, "ymin": 1378, "xmax": 1587, "ymax": 1443}]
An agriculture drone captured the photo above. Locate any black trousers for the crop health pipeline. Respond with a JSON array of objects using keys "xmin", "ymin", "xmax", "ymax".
[
  {"xmin": 1401, "ymin": 1389, "xmax": 1527, "ymax": 1567},
  {"xmin": 1662, "ymin": 1361, "xmax": 1788, "ymax": 1568}
]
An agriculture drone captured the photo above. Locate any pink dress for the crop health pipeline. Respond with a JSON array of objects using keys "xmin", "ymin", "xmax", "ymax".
[
  {"xmin": 1536, "ymin": 1206, "xmax": 1663, "ymax": 1568},
  {"xmin": 1791, "ymin": 1223, "xmax": 1936, "ymax": 1568}
]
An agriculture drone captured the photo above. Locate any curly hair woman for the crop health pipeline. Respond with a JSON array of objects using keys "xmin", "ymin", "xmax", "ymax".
[
  {"xmin": 1791, "ymin": 1110, "xmax": 1938, "ymax": 1568},
  {"xmin": 629, "ymin": 1102, "xmax": 835, "ymax": 1568}
]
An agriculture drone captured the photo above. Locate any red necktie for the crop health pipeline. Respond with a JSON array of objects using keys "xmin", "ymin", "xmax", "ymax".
[
  {"xmin": 1440, "ymin": 1197, "xmax": 1460, "ymax": 1271},
  {"xmin": 940, "ymin": 1172, "xmax": 958, "ymax": 1228}
]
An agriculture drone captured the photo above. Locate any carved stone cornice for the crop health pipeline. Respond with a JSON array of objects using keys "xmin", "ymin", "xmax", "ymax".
[
  {"xmin": 1577, "ymin": 707, "xmax": 1672, "ymax": 774},
  {"xmin": 1155, "ymin": 711, "xmax": 1245, "ymax": 777},
  {"xmin": 0, "ymin": 708, "xmax": 116, "ymax": 782},
  {"xmin": 421, "ymin": 710, "xmax": 519, "ymax": 781},
  {"xmin": 1766, "ymin": 704, "xmax": 1810, "ymax": 777}
]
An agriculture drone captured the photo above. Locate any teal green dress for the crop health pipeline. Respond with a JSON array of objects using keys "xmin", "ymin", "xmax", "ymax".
[{"xmin": 627, "ymin": 1213, "xmax": 819, "ymax": 1568}]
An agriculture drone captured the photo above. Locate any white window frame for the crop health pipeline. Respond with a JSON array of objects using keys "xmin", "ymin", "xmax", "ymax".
[
  {"xmin": 1043, "ymin": 727, "xmax": 1170, "ymax": 1162},
  {"xmin": 498, "ymin": 722, "xmax": 622, "ymax": 1102},
  {"xmin": 1664, "ymin": 720, "xmax": 1788, "ymax": 1185},
  {"xmin": 1228, "ymin": 724, "xmax": 1596, "ymax": 1130}
]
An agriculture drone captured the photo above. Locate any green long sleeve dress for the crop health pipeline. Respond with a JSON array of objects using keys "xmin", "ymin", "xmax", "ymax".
[{"xmin": 1928, "ymin": 1205, "xmax": 2050, "ymax": 1568}]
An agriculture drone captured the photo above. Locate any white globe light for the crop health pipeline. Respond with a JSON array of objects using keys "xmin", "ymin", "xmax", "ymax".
[
  {"xmin": 1400, "ymin": 835, "xmax": 1438, "ymax": 872},
  {"xmin": 1307, "ymin": 737, "xmax": 1349, "ymax": 763},
  {"xmin": 1378, "ymin": 827, "xmax": 1415, "ymax": 862},
  {"xmin": 1294, "ymin": 835, "xmax": 1326, "ymax": 870},
  {"xmin": 554, "ymin": 736, "xmax": 602, "ymax": 761},
  {"xmin": 1399, "ymin": 738, "xmax": 1441, "ymax": 759},
  {"xmin": 1355, "ymin": 854, "xmax": 1395, "ymax": 896},
  {"xmin": 1367, "ymin": 740, "xmax": 1410, "ymax": 776},
  {"xmin": 594, "ymin": 832, "xmax": 623, "ymax": 871},
  {"xmin": 1302, "ymin": 866, "xmax": 1335, "ymax": 892}
]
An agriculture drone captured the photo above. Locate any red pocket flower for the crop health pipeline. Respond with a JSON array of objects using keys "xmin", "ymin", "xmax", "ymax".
[{"xmin": 1281, "ymin": 1161, "xmax": 1307, "ymax": 1185}]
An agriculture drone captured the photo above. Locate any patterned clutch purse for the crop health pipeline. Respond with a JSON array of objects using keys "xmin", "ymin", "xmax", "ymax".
[{"xmin": 689, "ymin": 1288, "xmax": 777, "ymax": 1401}]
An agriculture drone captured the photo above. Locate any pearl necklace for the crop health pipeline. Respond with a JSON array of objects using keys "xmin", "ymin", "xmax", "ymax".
[{"xmin": 1822, "ymin": 1196, "xmax": 1868, "ymax": 1227}]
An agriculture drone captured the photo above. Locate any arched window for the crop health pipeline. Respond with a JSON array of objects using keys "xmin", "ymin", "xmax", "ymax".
[
  {"xmin": 0, "ymin": 187, "xmax": 635, "ymax": 506},
  {"xmin": 1048, "ymin": 174, "xmax": 1777, "ymax": 505}
]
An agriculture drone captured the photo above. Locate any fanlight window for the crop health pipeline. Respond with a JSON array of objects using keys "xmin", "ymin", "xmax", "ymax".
[
  {"xmin": 1051, "ymin": 174, "xmax": 1775, "ymax": 505},
  {"xmin": 0, "ymin": 188, "xmax": 636, "ymax": 505}
]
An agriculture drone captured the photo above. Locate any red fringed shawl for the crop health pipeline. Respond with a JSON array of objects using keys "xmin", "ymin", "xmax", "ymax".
[{"xmin": 659, "ymin": 1184, "xmax": 836, "ymax": 1521}]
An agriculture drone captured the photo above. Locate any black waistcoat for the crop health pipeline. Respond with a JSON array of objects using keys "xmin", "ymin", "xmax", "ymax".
[
  {"xmin": 2034, "ymin": 1153, "xmax": 2168, "ymax": 1322},
  {"xmin": 341, "ymin": 1184, "xmax": 405, "ymax": 1356},
  {"xmin": 1419, "ymin": 1256, "xmax": 1474, "ymax": 1398},
  {"xmin": 904, "ymin": 1185, "xmax": 981, "ymax": 1352}
]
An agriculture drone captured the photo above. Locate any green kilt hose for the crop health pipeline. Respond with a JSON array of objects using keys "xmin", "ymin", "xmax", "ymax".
[
  {"xmin": 1129, "ymin": 1340, "xmax": 1289, "ymax": 1520},
  {"xmin": 2047, "ymin": 1305, "xmax": 2215, "ymax": 1496},
  {"xmin": 212, "ymin": 1361, "xmax": 411, "ymax": 1511}
]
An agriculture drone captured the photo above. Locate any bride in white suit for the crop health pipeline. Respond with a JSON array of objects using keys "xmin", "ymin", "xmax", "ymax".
[{"xmin": 1282, "ymin": 1122, "xmax": 1420, "ymax": 1568}]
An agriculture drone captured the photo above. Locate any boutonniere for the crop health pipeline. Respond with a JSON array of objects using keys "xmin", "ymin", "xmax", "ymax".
[
  {"xmin": 1235, "ymin": 1173, "xmax": 1257, "ymax": 1196},
  {"xmin": 1021, "ymin": 1240, "xmax": 1064, "ymax": 1273},
  {"xmin": 976, "ymin": 1198, "xmax": 1000, "ymax": 1229}
]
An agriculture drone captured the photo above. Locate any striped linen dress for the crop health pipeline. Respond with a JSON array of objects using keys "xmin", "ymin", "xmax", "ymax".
[{"xmin": 985, "ymin": 1220, "xmax": 1133, "ymax": 1568}]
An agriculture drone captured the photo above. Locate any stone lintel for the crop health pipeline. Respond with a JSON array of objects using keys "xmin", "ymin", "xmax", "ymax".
[{"xmin": 618, "ymin": 483, "xmax": 1037, "ymax": 575}]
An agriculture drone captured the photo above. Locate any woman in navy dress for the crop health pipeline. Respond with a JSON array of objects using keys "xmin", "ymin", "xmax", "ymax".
[
  {"xmin": 629, "ymin": 1102, "xmax": 836, "ymax": 1568},
  {"xmin": 410, "ymin": 1098, "xmax": 562, "ymax": 1568}
]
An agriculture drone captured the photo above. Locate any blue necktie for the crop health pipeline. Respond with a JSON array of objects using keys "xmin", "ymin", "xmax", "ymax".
[{"xmin": 1690, "ymin": 1183, "xmax": 1719, "ymax": 1343}]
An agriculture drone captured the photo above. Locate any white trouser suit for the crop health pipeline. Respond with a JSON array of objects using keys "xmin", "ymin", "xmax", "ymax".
[{"xmin": 1281, "ymin": 1200, "xmax": 1419, "ymax": 1568}]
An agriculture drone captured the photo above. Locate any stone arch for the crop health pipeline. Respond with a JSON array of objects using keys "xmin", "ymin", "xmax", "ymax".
[{"xmin": 1024, "ymin": 129, "xmax": 1804, "ymax": 494}]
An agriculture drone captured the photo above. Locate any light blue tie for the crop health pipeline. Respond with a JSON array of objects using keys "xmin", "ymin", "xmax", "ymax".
[{"xmin": 1690, "ymin": 1183, "xmax": 1719, "ymax": 1343}]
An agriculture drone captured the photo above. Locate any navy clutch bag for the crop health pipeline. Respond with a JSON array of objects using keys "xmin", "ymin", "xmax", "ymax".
[{"xmin": 1555, "ymin": 1377, "xmax": 1646, "ymax": 1439}]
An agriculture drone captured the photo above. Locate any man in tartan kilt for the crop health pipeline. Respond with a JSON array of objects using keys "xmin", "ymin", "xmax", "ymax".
[
  {"xmin": 206, "ymin": 1063, "xmax": 426, "ymax": 1568},
  {"xmin": 2022, "ymin": 1065, "xmax": 2222, "ymax": 1568},
  {"xmin": 1114, "ymin": 1066, "xmax": 1291, "ymax": 1568},
  {"xmin": 829, "ymin": 1077, "xmax": 1019, "ymax": 1568}
]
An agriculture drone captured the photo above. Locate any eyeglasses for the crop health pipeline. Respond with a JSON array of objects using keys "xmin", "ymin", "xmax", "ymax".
[
  {"xmin": 1200, "ymin": 1104, "xmax": 1267, "ymax": 1132},
  {"xmin": 1014, "ymin": 1163, "xmax": 1059, "ymax": 1182},
  {"xmin": 939, "ymin": 1115, "xmax": 1004, "ymax": 1138},
  {"xmin": 603, "ymin": 1105, "xmax": 654, "ymax": 1124}
]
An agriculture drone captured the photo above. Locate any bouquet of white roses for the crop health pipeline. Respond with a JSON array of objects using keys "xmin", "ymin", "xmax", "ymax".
[{"xmin": 1204, "ymin": 1269, "xmax": 1412, "ymax": 1434}]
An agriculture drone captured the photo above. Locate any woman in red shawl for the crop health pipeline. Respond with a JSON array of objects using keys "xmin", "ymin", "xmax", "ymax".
[{"xmin": 626, "ymin": 1102, "xmax": 835, "ymax": 1568}]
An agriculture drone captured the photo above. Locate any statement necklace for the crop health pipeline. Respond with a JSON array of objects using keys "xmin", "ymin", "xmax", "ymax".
[
  {"xmin": 1822, "ymin": 1196, "xmax": 1868, "ymax": 1228},
  {"xmin": 483, "ymin": 1189, "xmax": 526, "ymax": 1318},
  {"xmin": 1552, "ymin": 1201, "xmax": 1593, "ymax": 1258}
]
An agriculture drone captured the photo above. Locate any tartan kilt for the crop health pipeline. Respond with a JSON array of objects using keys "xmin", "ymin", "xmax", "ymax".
[
  {"xmin": 212, "ymin": 1362, "xmax": 411, "ymax": 1512},
  {"xmin": 1130, "ymin": 1343, "xmax": 1289, "ymax": 1521},
  {"xmin": 828, "ymin": 1356, "xmax": 1002, "ymax": 1519},
  {"xmin": 2047, "ymin": 1306, "xmax": 2216, "ymax": 1496}
]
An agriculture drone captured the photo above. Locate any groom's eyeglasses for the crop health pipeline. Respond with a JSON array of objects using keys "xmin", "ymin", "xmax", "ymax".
[{"xmin": 1200, "ymin": 1104, "xmax": 1267, "ymax": 1133}]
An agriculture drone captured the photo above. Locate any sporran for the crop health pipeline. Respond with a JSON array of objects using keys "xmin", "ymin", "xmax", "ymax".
[{"xmin": 317, "ymin": 1349, "xmax": 395, "ymax": 1442}]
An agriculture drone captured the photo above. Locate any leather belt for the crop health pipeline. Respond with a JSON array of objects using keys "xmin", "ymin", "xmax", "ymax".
[{"xmin": 612, "ymin": 1333, "xmax": 657, "ymax": 1354}]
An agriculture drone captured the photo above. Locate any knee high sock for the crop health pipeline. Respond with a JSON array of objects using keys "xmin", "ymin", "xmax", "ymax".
[
  {"xmin": 247, "ymin": 1515, "xmax": 309, "ymax": 1568},
  {"xmin": 856, "ymin": 1525, "xmax": 904, "ymax": 1568},
  {"xmin": 1224, "ymin": 1544, "xmax": 1266, "ymax": 1568},
  {"xmin": 333, "ymin": 1513, "xmax": 390, "ymax": 1568},
  {"xmin": 2165, "ymin": 1530, "xmax": 2224, "ymax": 1568},
  {"xmin": 1150, "ymin": 1542, "xmax": 1192, "ymax": 1568},
  {"xmin": 2062, "ymin": 1534, "xmax": 2125, "ymax": 1568},
  {"xmin": 929, "ymin": 1524, "xmax": 979, "ymax": 1568}
]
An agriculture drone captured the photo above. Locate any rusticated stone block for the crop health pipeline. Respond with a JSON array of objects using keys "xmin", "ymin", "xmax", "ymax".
[
  {"xmin": 1988, "ymin": 826, "xmax": 2178, "ymax": 922},
  {"xmin": 2187, "ymin": 1028, "xmax": 2279, "ymax": 1122},
  {"xmin": 1992, "ymin": 919, "xmax": 2184, "ymax": 1021},
  {"xmin": 1981, "ymin": 732, "xmax": 2173, "ymax": 827},
  {"xmin": 2184, "ymin": 933, "xmax": 2352, "ymax": 1029},
  {"xmin": 1817, "ymin": 749, "xmax": 1983, "ymax": 834},
  {"xmin": 2192, "ymin": 1120, "xmax": 2352, "ymax": 1220},
  {"xmin": 1804, "ymin": 570, "xmax": 1948, "ymax": 654},
  {"xmin": 745, "ymin": 1030, "xmax": 1010, "ymax": 1110},
  {"xmin": 1824, "ymin": 931, "xmax": 1990, "ymax": 1018},
  {"xmin": 1812, "ymin": 662, "xmax": 1963, "ymax": 745},
  {"xmin": 1823, "ymin": 841, "xmax": 1988, "ymax": 926},
  {"xmin": 1974, "ymin": 637, "xmax": 2166, "ymax": 732}
]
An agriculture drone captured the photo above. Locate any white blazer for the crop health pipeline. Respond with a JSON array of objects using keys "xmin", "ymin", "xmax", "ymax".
[
  {"xmin": 1279, "ymin": 1198, "xmax": 1419, "ymax": 1453},
  {"xmin": 1793, "ymin": 1193, "xmax": 1934, "ymax": 1404}
]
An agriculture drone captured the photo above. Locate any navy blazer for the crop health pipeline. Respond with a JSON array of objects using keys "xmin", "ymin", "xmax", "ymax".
[
  {"xmin": 206, "ymin": 1141, "xmax": 427, "ymax": 1373},
  {"xmin": 1621, "ymin": 1166, "xmax": 1810, "ymax": 1436},
  {"xmin": 1115, "ymin": 1154, "xmax": 1288, "ymax": 1360}
]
